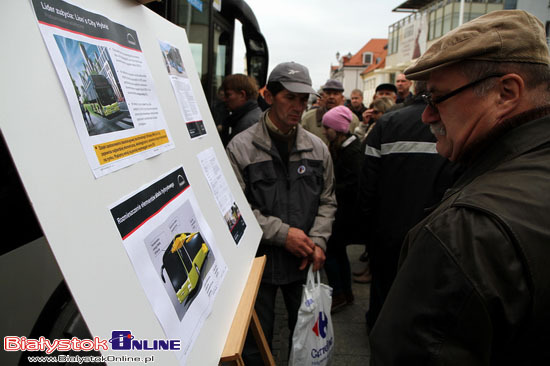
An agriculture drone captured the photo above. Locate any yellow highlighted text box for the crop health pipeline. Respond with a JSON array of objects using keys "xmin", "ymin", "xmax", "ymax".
[{"xmin": 94, "ymin": 130, "xmax": 169, "ymax": 165}]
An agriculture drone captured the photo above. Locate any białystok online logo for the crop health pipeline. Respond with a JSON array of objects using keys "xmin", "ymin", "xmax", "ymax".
[
  {"xmin": 109, "ymin": 331, "xmax": 180, "ymax": 350},
  {"xmin": 4, "ymin": 331, "xmax": 181, "ymax": 354}
]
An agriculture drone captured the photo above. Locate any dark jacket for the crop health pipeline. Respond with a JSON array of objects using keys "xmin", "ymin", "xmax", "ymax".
[
  {"xmin": 360, "ymin": 99, "xmax": 460, "ymax": 328},
  {"xmin": 395, "ymin": 92, "xmax": 414, "ymax": 105},
  {"xmin": 390, "ymin": 93, "xmax": 416, "ymax": 112},
  {"xmin": 226, "ymin": 110, "xmax": 337, "ymax": 284},
  {"xmin": 370, "ymin": 107, "xmax": 550, "ymax": 365},
  {"xmin": 349, "ymin": 104, "xmax": 367, "ymax": 122},
  {"xmin": 330, "ymin": 134, "xmax": 363, "ymax": 244},
  {"xmin": 223, "ymin": 99, "xmax": 261, "ymax": 146}
]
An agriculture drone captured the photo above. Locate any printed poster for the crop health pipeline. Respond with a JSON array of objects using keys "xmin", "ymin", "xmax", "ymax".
[
  {"xmin": 31, "ymin": 0, "xmax": 175, "ymax": 178},
  {"xmin": 159, "ymin": 40, "xmax": 207, "ymax": 139},
  {"xmin": 110, "ymin": 166, "xmax": 227, "ymax": 364},
  {"xmin": 197, "ymin": 148, "xmax": 246, "ymax": 245}
]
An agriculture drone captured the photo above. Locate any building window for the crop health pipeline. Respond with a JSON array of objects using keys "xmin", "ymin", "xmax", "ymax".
[
  {"xmin": 434, "ymin": 7, "xmax": 443, "ymax": 38},
  {"xmin": 363, "ymin": 52, "xmax": 373, "ymax": 65},
  {"xmin": 387, "ymin": 26, "xmax": 394, "ymax": 55},
  {"xmin": 428, "ymin": 10, "xmax": 436, "ymax": 40},
  {"xmin": 387, "ymin": 24, "xmax": 399, "ymax": 55},
  {"xmin": 452, "ymin": 12, "xmax": 460, "ymax": 29},
  {"xmin": 443, "ymin": 3, "xmax": 453, "ymax": 34},
  {"xmin": 427, "ymin": 0, "xmax": 504, "ymax": 41}
]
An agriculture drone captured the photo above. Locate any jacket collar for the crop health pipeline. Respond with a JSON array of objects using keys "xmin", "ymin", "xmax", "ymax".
[
  {"xmin": 251, "ymin": 109, "xmax": 315, "ymax": 156},
  {"xmin": 227, "ymin": 99, "xmax": 259, "ymax": 123},
  {"xmin": 315, "ymin": 106, "xmax": 328, "ymax": 126},
  {"xmin": 444, "ymin": 106, "xmax": 550, "ymax": 199}
]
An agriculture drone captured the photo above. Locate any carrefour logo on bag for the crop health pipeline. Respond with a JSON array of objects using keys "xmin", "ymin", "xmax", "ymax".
[
  {"xmin": 312, "ymin": 311, "xmax": 328, "ymax": 339},
  {"xmin": 311, "ymin": 311, "xmax": 333, "ymax": 359}
]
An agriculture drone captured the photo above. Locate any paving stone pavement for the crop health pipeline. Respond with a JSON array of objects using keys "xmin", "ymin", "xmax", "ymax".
[{"xmin": 270, "ymin": 244, "xmax": 371, "ymax": 366}]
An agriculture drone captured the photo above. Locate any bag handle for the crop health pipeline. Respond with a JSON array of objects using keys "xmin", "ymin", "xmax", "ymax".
[{"xmin": 306, "ymin": 264, "xmax": 321, "ymax": 290}]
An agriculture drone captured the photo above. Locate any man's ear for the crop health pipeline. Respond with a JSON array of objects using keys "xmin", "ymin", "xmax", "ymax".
[
  {"xmin": 264, "ymin": 89, "xmax": 274, "ymax": 105},
  {"xmin": 238, "ymin": 89, "xmax": 247, "ymax": 100},
  {"xmin": 497, "ymin": 73, "xmax": 524, "ymax": 114}
]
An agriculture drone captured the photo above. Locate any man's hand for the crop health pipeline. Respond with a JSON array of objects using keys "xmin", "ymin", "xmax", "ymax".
[
  {"xmin": 285, "ymin": 227, "xmax": 315, "ymax": 258},
  {"xmin": 285, "ymin": 227, "xmax": 326, "ymax": 271},
  {"xmin": 310, "ymin": 245, "xmax": 326, "ymax": 271},
  {"xmin": 298, "ymin": 245, "xmax": 326, "ymax": 271},
  {"xmin": 362, "ymin": 108, "xmax": 375, "ymax": 124}
]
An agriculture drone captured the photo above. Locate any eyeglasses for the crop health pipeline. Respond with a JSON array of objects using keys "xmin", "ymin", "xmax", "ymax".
[{"xmin": 421, "ymin": 73, "xmax": 504, "ymax": 110}]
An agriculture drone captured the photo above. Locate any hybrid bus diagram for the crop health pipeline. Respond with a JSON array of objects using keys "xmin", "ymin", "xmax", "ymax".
[{"xmin": 161, "ymin": 232, "xmax": 210, "ymax": 304}]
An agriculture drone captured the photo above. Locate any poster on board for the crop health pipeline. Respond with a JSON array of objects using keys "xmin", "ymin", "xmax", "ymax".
[
  {"xmin": 159, "ymin": 40, "xmax": 208, "ymax": 140},
  {"xmin": 110, "ymin": 166, "xmax": 227, "ymax": 364},
  {"xmin": 30, "ymin": 0, "xmax": 175, "ymax": 178},
  {"xmin": 197, "ymin": 147, "xmax": 246, "ymax": 245}
]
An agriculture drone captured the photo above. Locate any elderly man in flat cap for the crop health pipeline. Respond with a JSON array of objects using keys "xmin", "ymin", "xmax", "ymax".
[{"xmin": 369, "ymin": 10, "xmax": 550, "ymax": 365}]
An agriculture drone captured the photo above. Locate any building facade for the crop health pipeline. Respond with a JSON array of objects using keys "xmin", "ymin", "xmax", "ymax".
[
  {"xmin": 330, "ymin": 39, "xmax": 388, "ymax": 99},
  {"xmin": 385, "ymin": 0, "xmax": 550, "ymax": 86}
]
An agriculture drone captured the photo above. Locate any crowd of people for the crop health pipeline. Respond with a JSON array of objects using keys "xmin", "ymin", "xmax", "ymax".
[{"xmin": 215, "ymin": 9, "xmax": 550, "ymax": 365}]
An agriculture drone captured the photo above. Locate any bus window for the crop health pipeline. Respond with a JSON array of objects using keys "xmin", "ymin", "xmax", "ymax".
[
  {"xmin": 177, "ymin": 0, "xmax": 210, "ymax": 83},
  {"xmin": 146, "ymin": 0, "xmax": 268, "ymax": 108},
  {"xmin": 213, "ymin": 21, "xmax": 231, "ymax": 104}
]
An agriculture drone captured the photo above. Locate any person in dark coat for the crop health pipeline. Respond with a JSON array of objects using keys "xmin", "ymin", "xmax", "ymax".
[
  {"xmin": 395, "ymin": 73, "xmax": 413, "ymax": 104},
  {"xmin": 359, "ymin": 82, "xmax": 460, "ymax": 330},
  {"xmin": 321, "ymin": 105, "xmax": 363, "ymax": 312},
  {"xmin": 348, "ymin": 88, "xmax": 367, "ymax": 121},
  {"xmin": 220, "ymin": 73, "xmax": 262, "ymax": 146}
]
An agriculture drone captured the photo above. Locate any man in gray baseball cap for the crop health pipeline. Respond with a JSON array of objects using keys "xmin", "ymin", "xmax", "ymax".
[
  {"xmin": 226, "ymin": 62, "xmax": 336, "ymax": 365},
  {"xmin": 370, "ymin": 10, "xmax": 550, "ymax": 365}
]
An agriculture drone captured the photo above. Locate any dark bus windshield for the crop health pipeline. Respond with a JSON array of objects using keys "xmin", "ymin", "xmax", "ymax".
[
  {"xmin": 86, "ymin": 74, "xmax": 116, "ymax": 106},
  {"xmin": 95, "ymin": 83, "xmax": 117, "ymax": 106}
]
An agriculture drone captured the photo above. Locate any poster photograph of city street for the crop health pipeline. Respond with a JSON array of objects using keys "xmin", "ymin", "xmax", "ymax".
[{"xmin": 54, "ymin": 35, "xmax": 134, "ymax": 137}]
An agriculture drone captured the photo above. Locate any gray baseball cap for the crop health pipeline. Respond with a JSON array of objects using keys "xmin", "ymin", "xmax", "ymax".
[{"xmin": 268, "ymin": 62, "xmax": 317, "ymax": 95}]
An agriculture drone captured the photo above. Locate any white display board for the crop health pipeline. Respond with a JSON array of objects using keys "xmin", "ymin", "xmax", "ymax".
[{"xmin": 0, "ymin": 1, "xmax": 262, "ymax": 365}]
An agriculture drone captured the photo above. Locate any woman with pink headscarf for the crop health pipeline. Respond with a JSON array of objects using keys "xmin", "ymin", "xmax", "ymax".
[{"xmin": 321, "ymin": 105, "xmax": 363, "ymax": 312}]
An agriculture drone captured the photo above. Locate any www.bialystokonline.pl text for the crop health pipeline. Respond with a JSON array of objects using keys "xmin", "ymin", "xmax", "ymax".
[{"xmin": 26, "ymin": 354, "xmax": 155, "ymax": 364}]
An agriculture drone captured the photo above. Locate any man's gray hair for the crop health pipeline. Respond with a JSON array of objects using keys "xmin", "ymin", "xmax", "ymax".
[{"xmin": 457, "ymin": 60, "xmax": 550, "ymax": 105}]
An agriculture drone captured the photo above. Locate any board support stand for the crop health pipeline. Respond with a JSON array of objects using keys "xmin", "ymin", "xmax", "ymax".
[{"xmin": 220, "ymin": 256, "xmax": 275, "ymax": 366}]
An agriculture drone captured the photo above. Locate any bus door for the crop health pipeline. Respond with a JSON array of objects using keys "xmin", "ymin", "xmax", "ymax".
[{"xmin": 212, "ymin": 16, "xmax": 232, "ymax": 104}]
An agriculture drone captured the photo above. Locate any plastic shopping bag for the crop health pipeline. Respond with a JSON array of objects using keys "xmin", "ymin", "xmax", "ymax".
[{"xmin": 288, "ymin": 265, "xmax": 334, "ymax": 366}]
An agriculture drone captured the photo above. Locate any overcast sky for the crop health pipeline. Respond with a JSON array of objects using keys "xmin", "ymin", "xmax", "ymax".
[{"xmin": 233, "ymin": 0, "xmax": 409, "ymax": 90}]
